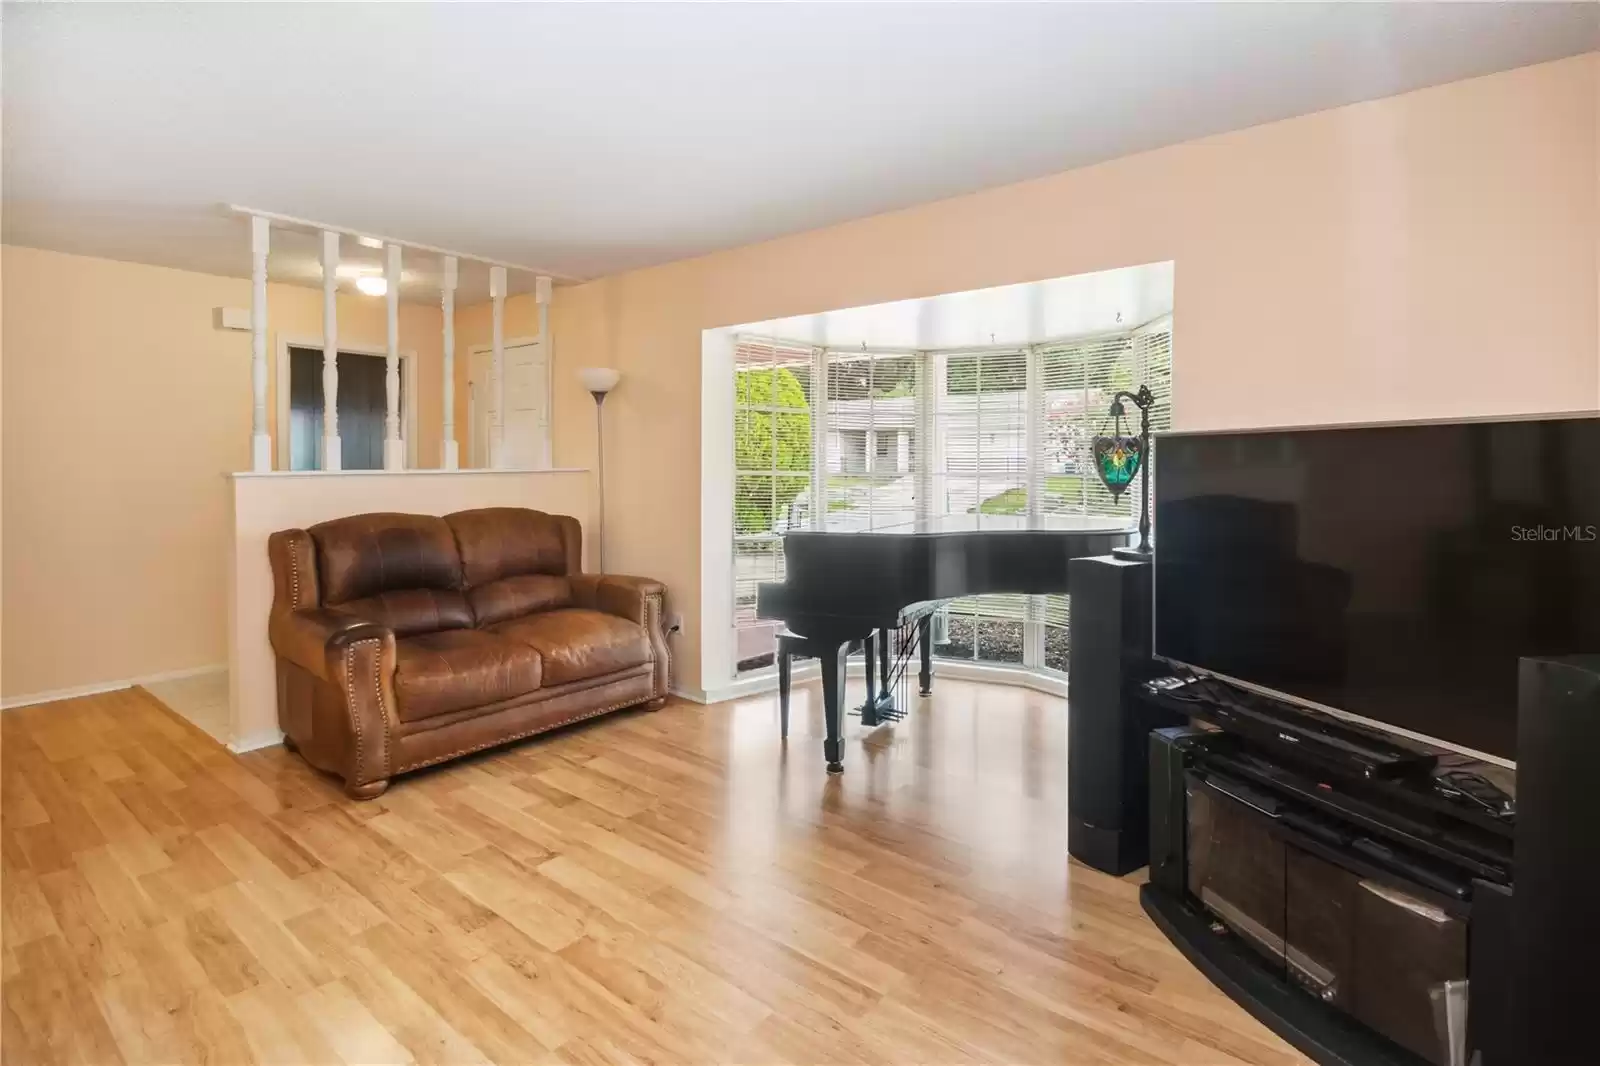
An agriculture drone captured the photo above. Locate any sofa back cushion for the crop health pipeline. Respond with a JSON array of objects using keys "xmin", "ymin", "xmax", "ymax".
[
  {"xmin": 330, "ymin": 589, "xmax": 476, "ymax": 637},
  {"xmin": 466, "ymin": 573, "xmax": 573, "ymax": 628},
  {"xmin": 309, "ymin": 514, "xmax": 469, "ymax": 635},
  {"xmin": 447, "ymin": 508, "xmax": 578, "ymax": 586},
  {"xmin": 447, "ymin": 508, "xmax": 579, "ymax": 627}
]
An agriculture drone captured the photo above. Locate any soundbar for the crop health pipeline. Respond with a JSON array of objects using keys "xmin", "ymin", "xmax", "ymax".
[{"xmin": 1147, "ymin": 674, "xmax": 1437, "ymax": 780}]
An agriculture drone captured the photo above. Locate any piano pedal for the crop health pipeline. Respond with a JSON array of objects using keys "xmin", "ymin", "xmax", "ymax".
[{"xmin": 852, "ymin": 693, "xmax": 906, "ymax": 727}]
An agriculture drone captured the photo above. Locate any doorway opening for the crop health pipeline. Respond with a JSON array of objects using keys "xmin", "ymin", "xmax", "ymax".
[{"xmin": 284, "ymin": 345, "xmax": 417, "ymax": 471}]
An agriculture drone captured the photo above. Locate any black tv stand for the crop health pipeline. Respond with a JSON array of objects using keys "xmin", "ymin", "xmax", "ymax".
[
  {"xmin": 1141, "ymin": 886, "xmax": 1424, "ymax": 1066},
  {"xmin": 1141, "ymin": 676, "xmax": 1525, "ymax": 1066}
]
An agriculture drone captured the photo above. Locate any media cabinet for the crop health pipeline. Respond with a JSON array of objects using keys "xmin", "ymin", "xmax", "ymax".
[
  {"xmin": 1135, "ymin": 658, "xmax": 1598, "ymax": 1066},
  {"xmin": 1063, "ymin": 550, "xmax": 1598, "ymax": 1065}
]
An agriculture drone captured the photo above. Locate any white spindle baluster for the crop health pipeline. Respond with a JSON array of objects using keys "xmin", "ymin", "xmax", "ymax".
[
  {"xmin": 249, "ymin": 216, "xmax": 271, "ymax": 471},
  {"xmin": 441, "ymin": 256, "xmax": 458, "ymax": 470},
  {"xmin": 320, "ymin": 230, "xmax": 341, "ymax": 470},
  {"xmin": 536, "ymin": 275, "xmax": 552, "ymax": 468},
  {"xmin": 383, "ymin": 244, "xmax": 403, "ymax": 470},
  {"xmin": 490, "ymin": 266, "xmax": 507, "ymax": 469}
]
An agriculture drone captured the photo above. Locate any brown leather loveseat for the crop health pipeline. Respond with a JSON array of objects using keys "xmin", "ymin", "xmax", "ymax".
[{"xmin": 267, "ymin": 507, "xmax": 669, "ymax": 798}]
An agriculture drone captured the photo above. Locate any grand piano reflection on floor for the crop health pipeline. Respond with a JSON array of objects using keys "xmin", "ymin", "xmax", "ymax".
[{"xmin": 756, "ymin": 513, "xmax": 1133, "ymax": 773}]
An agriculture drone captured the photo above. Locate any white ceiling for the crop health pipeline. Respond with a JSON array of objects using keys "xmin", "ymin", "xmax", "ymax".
[
  {"xmin": 736, "ymin": 261, "xmax": 1174, "ymax": 350},
  {"xmin": 5, "ymin": 3, "xmax": 1597, "ymax": 303}
]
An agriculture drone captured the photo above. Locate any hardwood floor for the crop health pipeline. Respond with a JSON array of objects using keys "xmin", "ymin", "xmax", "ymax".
[{"xmin": 2, "ymin": 676, "xmax": 1308, "ymax": 1065}]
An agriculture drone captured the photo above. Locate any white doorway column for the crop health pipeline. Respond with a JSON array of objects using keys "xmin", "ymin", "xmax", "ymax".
[
  {"xmin": 249, "ymin": 216, "xmax": 271, "ymax": 472},
  {"xmin": 320, "ymin": 230, "xmax": 341, "ymax": 471}
]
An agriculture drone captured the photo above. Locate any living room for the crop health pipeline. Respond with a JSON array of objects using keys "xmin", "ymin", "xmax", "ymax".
[{"xmin": 3, "ymin": 5, "xmax": 1598, "ymax": 1065}]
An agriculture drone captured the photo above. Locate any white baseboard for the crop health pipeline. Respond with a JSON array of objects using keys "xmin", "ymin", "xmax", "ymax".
[
  {"xmin": 932, "ymin": 659, "xmax": 1070, "ymax": 699},
  {"xmin": 228, "ymin": 728, "xmax": 286, "ymax": 754},
  {"xmin": 691, "ymin": 662, "xmax": 822, "ymax": 705},
  {"xmin": 1, "ymin": 663, "xmax": 227, "ymax": 711},
  {"xmin": 692, "ymin": 658, "xmax": 1068, "ymax": 705}
]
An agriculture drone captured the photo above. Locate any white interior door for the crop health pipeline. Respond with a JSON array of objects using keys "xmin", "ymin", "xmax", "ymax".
[{"xmin": 469, "ymin": 340, "xmax": 549, "ymax": 468}]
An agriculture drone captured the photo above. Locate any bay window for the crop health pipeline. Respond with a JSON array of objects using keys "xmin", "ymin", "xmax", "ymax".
[{"xmin": 732, "ymin": 316, "xmax": 1172, "ymax": 678}]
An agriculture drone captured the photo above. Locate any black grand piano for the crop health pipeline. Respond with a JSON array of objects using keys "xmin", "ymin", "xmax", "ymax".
[{"xmin": 756, "ymin": 513, "xmax": 1133, "ymax": 773}]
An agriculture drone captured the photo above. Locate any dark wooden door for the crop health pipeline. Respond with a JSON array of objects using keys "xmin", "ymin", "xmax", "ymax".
[{"xmin": 288, "ymin": 348, "xmax": 404, "ymax": 470}]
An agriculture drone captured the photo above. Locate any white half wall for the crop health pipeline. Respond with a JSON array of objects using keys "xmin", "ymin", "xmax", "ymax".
[{"xmin": 228, "ymin": 468, "xmax": 592, "ymax": 747}]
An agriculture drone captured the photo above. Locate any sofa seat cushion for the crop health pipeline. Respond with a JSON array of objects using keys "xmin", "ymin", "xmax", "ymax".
[
  {"xmin": 393, "ymin": 631, "xmax": 542, "ymax": 723},
  {"xmin": 490, "ymin": 608, "xmax": 651, "ymax": 686}
]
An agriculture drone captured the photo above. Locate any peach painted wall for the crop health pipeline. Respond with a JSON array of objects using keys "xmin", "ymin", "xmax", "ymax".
[
  {"xmin": 0, "ymin": 246, "xmax": 458, "ymax": 700},
  {"xmin": 228, "ymin": 469, "xmax": 590, "ymax": 747},
  {"xmin": 547, "ymin": 54, "xmax": 1600, "ymax": 694}
]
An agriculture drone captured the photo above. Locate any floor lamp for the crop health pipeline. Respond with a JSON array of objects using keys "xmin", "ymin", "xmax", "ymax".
[{"xmin": 579, "ymin": 367, "xmax": 620, "ymax": 572}]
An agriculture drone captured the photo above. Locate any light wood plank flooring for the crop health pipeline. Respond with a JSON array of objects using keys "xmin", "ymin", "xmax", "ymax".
[{"xmin": 2, "ymin": 676, "xmax": 1307, "ymax": 1065}]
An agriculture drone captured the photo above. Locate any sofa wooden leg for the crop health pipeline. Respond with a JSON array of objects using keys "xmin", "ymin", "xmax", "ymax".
[
  {"xmin": 645, "ymin": 697, "xmax": 668, "ymax": 711},
  {"xmin": 281, "ymin": 733, "xmax": 298, "ymax": 754},
  {"xmin": 345, "ymin": 779, "xmax": 389, "ymax": 801}
]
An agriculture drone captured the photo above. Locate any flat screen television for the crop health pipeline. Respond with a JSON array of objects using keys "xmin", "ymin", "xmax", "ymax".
[{"xmin": 1153, "ymin": 414, "xmax": 1600, "ymax": 763}]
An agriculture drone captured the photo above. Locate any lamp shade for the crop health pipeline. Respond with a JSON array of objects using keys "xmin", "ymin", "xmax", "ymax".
[{"xmin": 579, "ymin": 367, "xmax": 621, "ymax": 394}]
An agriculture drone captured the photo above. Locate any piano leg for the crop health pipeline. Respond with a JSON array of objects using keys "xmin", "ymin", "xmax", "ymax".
[
  {"xmin": 918, "ymin": 615, "xmax": 933, "ymax": 696},
  {"xmin": 861, "ymin": 631, "xmax": 888, "ymax": 727},
  {"xmin": 818, "ymin": 640, "xmax": 849, "ymax": 774},
  {"xmin": 862, "ymin": 631, "xmax": 878, "ymax": 717}
]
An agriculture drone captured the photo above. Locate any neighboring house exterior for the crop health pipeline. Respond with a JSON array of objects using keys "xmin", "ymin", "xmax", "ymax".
[{"xmin": 826, "ymin": 389, "xmax": 1097, "ymax": 478}]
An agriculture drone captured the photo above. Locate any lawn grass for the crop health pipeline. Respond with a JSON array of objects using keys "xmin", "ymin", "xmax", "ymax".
[{"xmin": 974, "ymin": 474, "xmax": 1085, "ymax": 515}]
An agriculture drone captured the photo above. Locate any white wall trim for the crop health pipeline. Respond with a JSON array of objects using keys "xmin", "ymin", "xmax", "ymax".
[
  {"xmin": 275, "ymin": 335, "xmax": 419, "ymax": 470},
  {"xmin": 932, "ymin": 659, "xmax": 1069, "ymax": 699},
  {"xmin": 228, "ymin": 728, "xmax": 286, "ymax": 754},
  {"xmin": 230, "ymin": 467, "xmax": 586, "ymax": 480},
  {"xmin": 683, "ymin": 657, "xmax": 1068, "ymax": 706},
  {"xmin": 2, "ymin": 663, "xmax": 227, "ymax": 711}
]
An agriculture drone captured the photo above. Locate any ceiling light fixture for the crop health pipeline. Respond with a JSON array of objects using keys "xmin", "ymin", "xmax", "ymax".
[{"xmin": 355, "ymin": 275, "xmax": 388, "ymax": 297}]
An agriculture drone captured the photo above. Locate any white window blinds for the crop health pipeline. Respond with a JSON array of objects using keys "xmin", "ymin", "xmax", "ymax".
[
  {"xmin": 931, "ymin": 348, "xmax": 1030, "ymax": 519},
  {"xmin": 824, "ymin": 349, "xmax": 919, "ymax": 531},
  {"xmin": 732, "ymin": 338, "xmax": 816, "ymax": 631}
]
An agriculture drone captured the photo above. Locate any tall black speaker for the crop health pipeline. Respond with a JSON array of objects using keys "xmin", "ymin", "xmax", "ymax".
[
  {"xmin": 1494, "ymin": 654, "xmax": 1600, "ymax": 1066},
  {"xmin": 1067, "ymin": 554, "xmax": 1180, "ymax": 874}
]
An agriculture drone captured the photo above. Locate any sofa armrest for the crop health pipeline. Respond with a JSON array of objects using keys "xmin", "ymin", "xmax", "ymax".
[
  {"xmin": 571, "ymin": 574, "xmax": 665, "ymax": 626},
  {"xmin": 269, "ymin": 608, "xmax": 399, "ymax": 794},
  {"xmin": 269, "ymin": 608, "xmax": 390, "ymax": 684},
  {"xmin": 572, "ymin": 574, "xmax": 671, "ymax": 698}
]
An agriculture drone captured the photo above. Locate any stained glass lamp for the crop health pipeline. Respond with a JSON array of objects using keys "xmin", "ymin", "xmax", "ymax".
[{"xmin": 1092, "ymin": 385, "xmax": 1155, "ymax": 553}]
